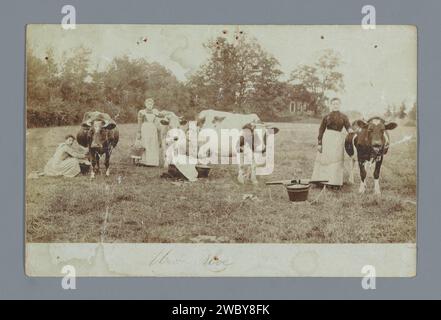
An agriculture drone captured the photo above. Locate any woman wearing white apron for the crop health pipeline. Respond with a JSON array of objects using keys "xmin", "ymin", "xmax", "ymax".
[
  {"xmin": 311, "ymin": 98, "xmax": 351, "ymax": 187},
  {"xmin": 137, "ymin": 98, "xmax": 160, "ymax": 166}
]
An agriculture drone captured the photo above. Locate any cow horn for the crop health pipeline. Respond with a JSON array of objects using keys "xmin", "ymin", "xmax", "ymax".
[
  {"xmin": 104, "ymin": 120, "xmax": 116, "ymax": 130},
  {"xmin": 356, "ymin": 119, "xmax": 368, "ymax": 129},
  {"xmin": 81, "ymin": 120, "xmax": 92, "ymax": 128}
]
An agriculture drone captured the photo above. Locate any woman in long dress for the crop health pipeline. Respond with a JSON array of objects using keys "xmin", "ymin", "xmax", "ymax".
[
  {"xmin": 43, "ymin": 135, "xmax": 87, "ymax": 178},
  {"xmin": 137, "ymin": 98, "xmax": 161, "ymax": 166},
  {"xmin": 311, "ymin": 97, "xmax": 352, "ymax": 187}
]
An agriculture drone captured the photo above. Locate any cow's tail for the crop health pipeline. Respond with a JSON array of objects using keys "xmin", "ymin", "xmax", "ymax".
[
  {"xmin": 345, "ymin": 132, "xmax": 357, "ymax": 157},
  {"xmin": 110, "ymin": 127, "xmax": 120, "ymax": 148}
]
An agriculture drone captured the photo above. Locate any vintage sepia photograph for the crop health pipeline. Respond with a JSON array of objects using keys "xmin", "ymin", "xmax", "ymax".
[{"xmin": 25, "ymin": 25, "xmax": 417, "ymax": 276}]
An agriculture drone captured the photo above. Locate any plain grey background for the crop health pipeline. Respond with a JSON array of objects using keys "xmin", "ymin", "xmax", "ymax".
[{"xmin": 0, "ymin": 0, "xmax": 437, "ymax": 299}]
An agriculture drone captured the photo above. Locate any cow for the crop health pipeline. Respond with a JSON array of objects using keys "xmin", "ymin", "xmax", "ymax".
[
  {"xmin": 345, "ymin": 117, "xmax": 397, "ymax": 194},
  {"xmin": 77, "ymin": 111, "xmax": 119, "ymax": 179},
  {"xmin": 196, "ymin": 109, "xmax": 279, "ymax": 184}
]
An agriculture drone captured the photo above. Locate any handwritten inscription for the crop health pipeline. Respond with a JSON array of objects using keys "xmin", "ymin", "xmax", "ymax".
[
  {"xmin": 149, "ymin": 249, "xmax": 184, "ymax": 266},
  {"xmin": 204, "ymin": 254, "xmax": 233, "ymax": 272},
  {"xmin": 148, "ymin": 249, "xmax": 233, "ymax": 273}
]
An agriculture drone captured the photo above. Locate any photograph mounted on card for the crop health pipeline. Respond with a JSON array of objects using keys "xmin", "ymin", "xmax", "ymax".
[{"xmin": 25, "ymin": 25, "xmax": 417, "ymax": 277}]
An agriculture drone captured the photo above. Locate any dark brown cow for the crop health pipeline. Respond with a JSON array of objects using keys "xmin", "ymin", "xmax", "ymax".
[
  {"xmin": 77, "ymin": 112, "xmax": 119, "ymax": 178},
  {"xmin": 345, "ymin": 117, "xmax": 397, "ymax": 194}
]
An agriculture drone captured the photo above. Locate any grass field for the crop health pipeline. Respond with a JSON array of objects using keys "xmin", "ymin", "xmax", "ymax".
[{"xmin": 26, "ymin": 122, "xmax": 417, "ymax": 243}]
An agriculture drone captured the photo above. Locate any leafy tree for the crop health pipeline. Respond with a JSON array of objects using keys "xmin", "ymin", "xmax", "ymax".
[
  {"xmin": 99, "ymin": 56, "xmax": 190, "ymax": 121},
  {"xmin": 26, "ymin": 48, "xmax": 192, "ymax": 127},
  {"xmin": 26, "ymin": 39, "xmax": 348, "ymax": 127},
  {"xmin": 187, "ymin": 34, "xmax": 283, "ymax": 115},
  {"xmin": 289, "ymin": 49, "xmax": 344, "ymax": 115},
  {"xmin": 59, "ymin": 47, "xmax": 92, "ymax": 104},
  {"xmin": 408, "ymin": 102, "xmax": 417, "ymax": 120},
  {"xmin": 27, "ymin": 48, "xmax": 47, "ymax": 104},
  {"xmin": 27, "ymin": 47, "xmax": 60, "ymax": 104},
  {"xmin": 384, "ymin": 105, "xmax": 393, "ymax": 118},
  {"xmin": 391, "ymin": 105, "xmax": 397, "ymax": 118},
  {"xmin": 398, "ymin": 101, "xmax": 407, "ymax": 119}
]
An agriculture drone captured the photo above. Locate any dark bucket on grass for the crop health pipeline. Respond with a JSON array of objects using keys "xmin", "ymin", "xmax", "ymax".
[
  {"xmin": 286, "ymin": 184, "xmax": 310, "ymax": 202},
  {"xmin": 79, "ymin": 163, "xmax": 91, "ymax": 175},
  {"xmin": 196, "ymin": 165, "xmax": 211, "ymax": 178}
]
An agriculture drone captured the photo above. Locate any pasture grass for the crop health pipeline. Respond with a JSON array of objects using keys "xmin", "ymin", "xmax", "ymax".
[{"xmin": 26, "ymin": 123, "xmax": 417, "ymax": 243}]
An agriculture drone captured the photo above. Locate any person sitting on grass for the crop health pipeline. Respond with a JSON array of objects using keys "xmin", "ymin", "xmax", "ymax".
[{"xmin": 43, "ymin": 134, "xmax": 89, "ymax": 178}]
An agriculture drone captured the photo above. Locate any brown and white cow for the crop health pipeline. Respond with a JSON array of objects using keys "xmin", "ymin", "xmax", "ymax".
[
  {"xmin": 196, "ymin": 110, "xmax": 279, "ymax": 184},
  {"xmin": 345, "ymin": 117, "xmax": 397, "ymax": 194},
  {"xmin": 155, "ymin": 110, "xmax": 188, "ymax": 168},
  {"xmin": 77, "ymin": 111, "xmax": 119, "ymax": 179}
]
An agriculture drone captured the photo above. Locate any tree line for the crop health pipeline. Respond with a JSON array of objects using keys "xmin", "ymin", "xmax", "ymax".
[
  {"xmin": 384, "ymin": 102, "xmax": 417, "ymax": 121},
  {"xmin": 27, "ymin": 34, "xmax": 345, "ymax": 127}
]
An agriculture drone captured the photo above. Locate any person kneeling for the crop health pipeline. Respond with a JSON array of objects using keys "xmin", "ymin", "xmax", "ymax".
[{"xmin": 43, "ymin": 134, "xmax": 89, "ymax": 178}]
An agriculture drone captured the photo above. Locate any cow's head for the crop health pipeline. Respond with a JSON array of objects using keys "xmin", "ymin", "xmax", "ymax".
[
  {"xmin": 82, "ymin": 119, "xmax": 116, "ymax": 151},
  {"xmin": 196, "ymin": 114, "xmax": 227, "ymax": 131},
  {"xmin": 241, "ymin": 122, "xmax": 280, "ymax": 154},
  {"xmin": 357, "ymin": 117, "xmax": 397, "ymax": 153},
  {"xmin": 160, "ymin": 116, "xmax": 188, "ymax": 129},
  {"xmin": 159, "ymin": 113, "xmax": 188, "ymax": 142},
  {"xmin": 159, "ymin": 111, "xmax": 188, "ymax": 128}
]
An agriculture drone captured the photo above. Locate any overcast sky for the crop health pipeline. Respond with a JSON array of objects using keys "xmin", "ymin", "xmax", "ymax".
[{"xmin": 27, "ymin": 24, "xmax": 417, "ymax": 116}]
